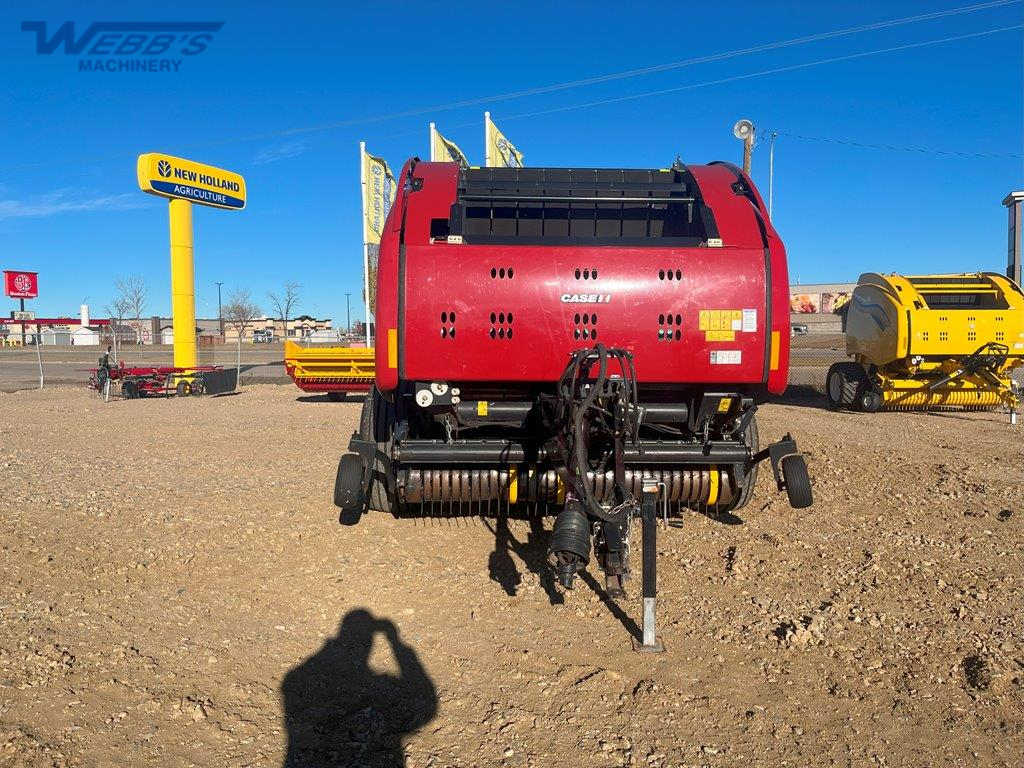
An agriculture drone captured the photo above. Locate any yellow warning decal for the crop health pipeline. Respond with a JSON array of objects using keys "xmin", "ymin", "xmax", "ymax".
[
  {"xmin": 477, "ymin": 401, "xmax": 488, "ymax": 416},
  {"xmin": 717, "ymin": 397, "xmax": 732, "ymax": 413},
  {"xmin": 699, "ymin": 309, "xmax": 747, "ymax": 334},
  {"xmin": 507, "ymin": 466, "xmax": 518, "ymax": 503},
  {"xmin": 705, "ymin": 330, "xmax": 735, "ymax": 342}
]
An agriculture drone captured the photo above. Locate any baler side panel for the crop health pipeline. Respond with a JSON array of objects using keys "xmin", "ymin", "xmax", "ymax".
[
  {"xmin": 373, "ymin": 159, "xmax": 418, "ymax": 393},
  {"xmin": 691, "ymin": 164, "xmax": 791, "ymax": 394},
  {"xmin": 846, "ymin": 284, "xmax": 904, "ymax": 365}
]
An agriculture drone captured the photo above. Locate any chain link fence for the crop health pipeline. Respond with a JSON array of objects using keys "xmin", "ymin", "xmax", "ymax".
[{"xmin": 788, "ymin": 327, "xmax": 847, "ymax": 393}]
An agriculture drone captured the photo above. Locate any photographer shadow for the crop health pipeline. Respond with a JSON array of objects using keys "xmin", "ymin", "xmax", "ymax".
[{"xmin": 281, "ymin": 609, "xmax": 437, "ymax": 767}]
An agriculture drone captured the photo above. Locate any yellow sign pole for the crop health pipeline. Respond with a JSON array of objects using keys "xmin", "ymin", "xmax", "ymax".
[{"xmin": 168, "ymin": 198, "xmax": 196, "ymax": 369}]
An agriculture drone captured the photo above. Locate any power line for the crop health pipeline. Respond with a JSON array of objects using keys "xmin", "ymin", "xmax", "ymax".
[
  {"xmin": 494, "ymin": 25, "xmax": 1024, "ymax": 123},
  {"xmin": 769, "ymin": 131, "xmax": 1022, "ymax": 160},
  {"xmin": 0, "ymin": 1, "xmax": 1020, "ymax": 175}
]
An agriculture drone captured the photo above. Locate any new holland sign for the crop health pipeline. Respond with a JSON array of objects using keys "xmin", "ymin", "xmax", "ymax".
[{"xmin": 137, "ymin": 153, "xmax": 246, "ymax": 210}]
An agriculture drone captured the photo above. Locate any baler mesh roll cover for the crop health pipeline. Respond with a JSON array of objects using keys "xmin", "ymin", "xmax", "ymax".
[{"xmin": 450, "ymin": 167, "xmax": 719, "ymax": 246}]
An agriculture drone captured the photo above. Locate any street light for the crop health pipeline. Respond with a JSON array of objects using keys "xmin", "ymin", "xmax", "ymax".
[
  {"xmin": 215, "ymin": 281, "xmax": 224, "ymax": 336},
  {"xmin": 345, "ymin": 293, "xmax": 351, "ymax": 336}
]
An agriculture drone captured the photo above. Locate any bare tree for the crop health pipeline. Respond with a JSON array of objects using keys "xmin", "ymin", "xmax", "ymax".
[
  {"xmin": 103, "ymin": 297, "xmax": 131, "ymax": 363},
  {"xmin": 114, "ymin": 275, "xmax": 148, "ymax": 348},
  {"xmin": 223, "ymin": 289, "xmax": 262, "ymax": 391},
  {"xmin": 267, "ymin": 282, "xmax": 300, "ymax": 342}
]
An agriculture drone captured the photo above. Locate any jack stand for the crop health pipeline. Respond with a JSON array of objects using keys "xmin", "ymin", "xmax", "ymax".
[{"xmin": 632, "ymin": 482, "xmax": 665, "ymax": 653}]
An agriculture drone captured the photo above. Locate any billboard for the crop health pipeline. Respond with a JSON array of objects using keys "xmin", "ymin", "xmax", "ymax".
[
  {"xmin": 790, "ymin": 291, "xmax": 851, "ymax": 314},
  {"xmin": 3, "ymin": 271, "xmax": 39, "ymax": 299}
]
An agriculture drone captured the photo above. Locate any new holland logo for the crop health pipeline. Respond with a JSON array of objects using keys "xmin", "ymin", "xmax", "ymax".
[
  {"xmin": 560, "ymin": 293, "xmax": 612, "ymax": 304},
  {"xmin": 157, "ymin": 160, "xmax": 172, "ymax": 178}
]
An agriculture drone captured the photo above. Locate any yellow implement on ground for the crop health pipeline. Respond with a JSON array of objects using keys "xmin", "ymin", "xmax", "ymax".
[
  {"xmin": 827, "ymin": 273, "xmax": 1023, "ymax": 420},
  {"xmin": 283, "ymin": 340, "xmax": 374, "ymax": 401}
]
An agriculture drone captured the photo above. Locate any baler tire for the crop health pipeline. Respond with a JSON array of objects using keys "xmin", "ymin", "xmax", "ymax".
[
  {"xmin": 781, "ymin": 454, "xmax": 813, "ymax": 509},
  {"xmin": 334, "ymin": 453, "xmax": 364, "ymax": 526},
  {"xmin": 861, "ymin": 388, "xmax": 884, "ymax": 413},
  {"xmin": 722, "ymin": 415, "xmax": 759, "ymax": 513},
  {"xmin": 327, "ymin": 391, "xmax": 346, "ymax": 402},
  {"xmin": 359, "ymin": 387, "xmax": 395, "ymax": 514},
  {"xmin": 826, "ymin": 362, "xmax": 868, "ymax": 410}
]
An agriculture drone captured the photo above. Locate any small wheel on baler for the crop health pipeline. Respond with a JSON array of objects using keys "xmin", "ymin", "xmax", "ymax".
[
  {"xmin": 334, "ymin": 453, "xmax": 365, "ymax": 526},
  {"xmin": 175, "ymin": 381, "xmax": 192, "ymax": 397},
  {"xmin": 122, "ymin": 379, "xmax": 138, "ymax": 399},
  {"xmin": 781, "ymin": 454, "xmax": 813, "ymax": 509},
  {"xmin": 327, "ymin": 391, "xmax": 346, "ymax": 402},
  {"xmin": 860, "ymin": 388, "xmax": 883, "ymax": 413},
  {"xmin": 826, "ymin": 362, "xmax": 868, "ymax": 411}
]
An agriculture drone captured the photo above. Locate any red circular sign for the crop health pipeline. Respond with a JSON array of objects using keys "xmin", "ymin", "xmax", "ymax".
[{"xmin": 13, "ymin": 274, "xmax": 31, "ymax": 292}]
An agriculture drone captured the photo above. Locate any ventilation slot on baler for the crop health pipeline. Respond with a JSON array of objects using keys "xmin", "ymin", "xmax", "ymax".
[
  {"xmin": 440, "ymin": 311, "xmax": 456, "ymax": 339},
  {"xmin": 573, "ymin": 313, "xmax": 598, "ymax": 341},
  {"xmin": 658, "ymin": 313, "xmax": 682, "ymax": 342},
  {"xmin": 489, "ymin": 267, "xmax": 514, "ymax": 279},
  {"xmin": 488, "ymin": 311, "xmax": 514, "ymax": 340}
]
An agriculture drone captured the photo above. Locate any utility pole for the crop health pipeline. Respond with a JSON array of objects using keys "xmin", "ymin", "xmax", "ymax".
[
  {"xmin": 768, "ymin": 132, "xmax": 778, "ymax": 219},
  {"xmin": 215, "ymin": 281, "xmax": 224, "ymax": 336},
  {"xmin": 345, "ymin": 292, "xmax": 351, "ymax": 336}
]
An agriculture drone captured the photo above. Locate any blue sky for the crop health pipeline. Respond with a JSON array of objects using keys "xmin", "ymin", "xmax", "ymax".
[{"xmin": 2, "ymin": 1, "xmax": 1022, "ymax": 324}]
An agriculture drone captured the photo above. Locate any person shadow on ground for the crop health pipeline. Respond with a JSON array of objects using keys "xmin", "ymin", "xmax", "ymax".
[
  {"xmin": 486, "ymin": 516, "xmax": 563, "ymax": 604},
  {"xmin": 281, "ymin": 609, "xmax": 437, "ymax": 768}
]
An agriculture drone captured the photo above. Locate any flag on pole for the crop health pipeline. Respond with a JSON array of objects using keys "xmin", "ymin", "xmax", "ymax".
[
  {"xmin": 484, "ymin": 111, "xmax": 523, "ymax": 168},
  {"xmin": 430, "ymin": 123, "xmax": 469, "ymax": 167},
  {"xmin": 361, "ymin": 145, "xmax": 396, "ymax": 245},
  {"xmin": 359, "ymin": 142, "xmax": 396, "ymax": 344}
]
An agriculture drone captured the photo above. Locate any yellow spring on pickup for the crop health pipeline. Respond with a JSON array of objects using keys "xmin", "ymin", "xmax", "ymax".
[{"xmin": 882, "ymin": 389, "xmax": 1003, "ymax": 410}]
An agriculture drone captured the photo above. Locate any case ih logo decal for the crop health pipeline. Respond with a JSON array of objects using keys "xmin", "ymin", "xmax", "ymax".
[
  {"xmin": 560, "ymin": 293, "xmax": 611, "ymax": 304},
  {"xmin": 20, "ymin": 21, "xmax": 223, "ymax": 73}
]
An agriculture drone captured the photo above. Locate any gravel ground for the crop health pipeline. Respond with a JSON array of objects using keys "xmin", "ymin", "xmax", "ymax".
[{"xmin": 1, "ymin": 385, "xmax": 1022, "ymax": 767}]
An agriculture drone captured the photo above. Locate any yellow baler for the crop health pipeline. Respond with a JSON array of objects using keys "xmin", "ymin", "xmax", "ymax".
[
  {"xmin": 283, "ymin": 340, "xmax": 374, "ymax": 401},
  {"xmin": 827, "ymin": 272, "xmax": 1024, "ymax": 416}
]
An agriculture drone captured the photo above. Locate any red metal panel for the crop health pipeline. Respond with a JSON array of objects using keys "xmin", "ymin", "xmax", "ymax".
[
  {"xmin": 401, "ymin": 243, "xmax": 767, "ymax": 384},
  {"xmin": 381, "ymin": 159, "xmax": 793, "ymax": 394}
]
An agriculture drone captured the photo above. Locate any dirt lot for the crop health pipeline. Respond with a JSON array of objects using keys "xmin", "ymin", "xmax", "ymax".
[{"xmin": 1, "ymin": 385, "xmax": 1022, "ymax": 767}]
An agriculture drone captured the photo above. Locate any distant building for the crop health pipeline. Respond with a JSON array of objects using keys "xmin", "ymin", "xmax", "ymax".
[{"xmin": 788, "ymin": 282, "xmax": 856, "ymax": 333}]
